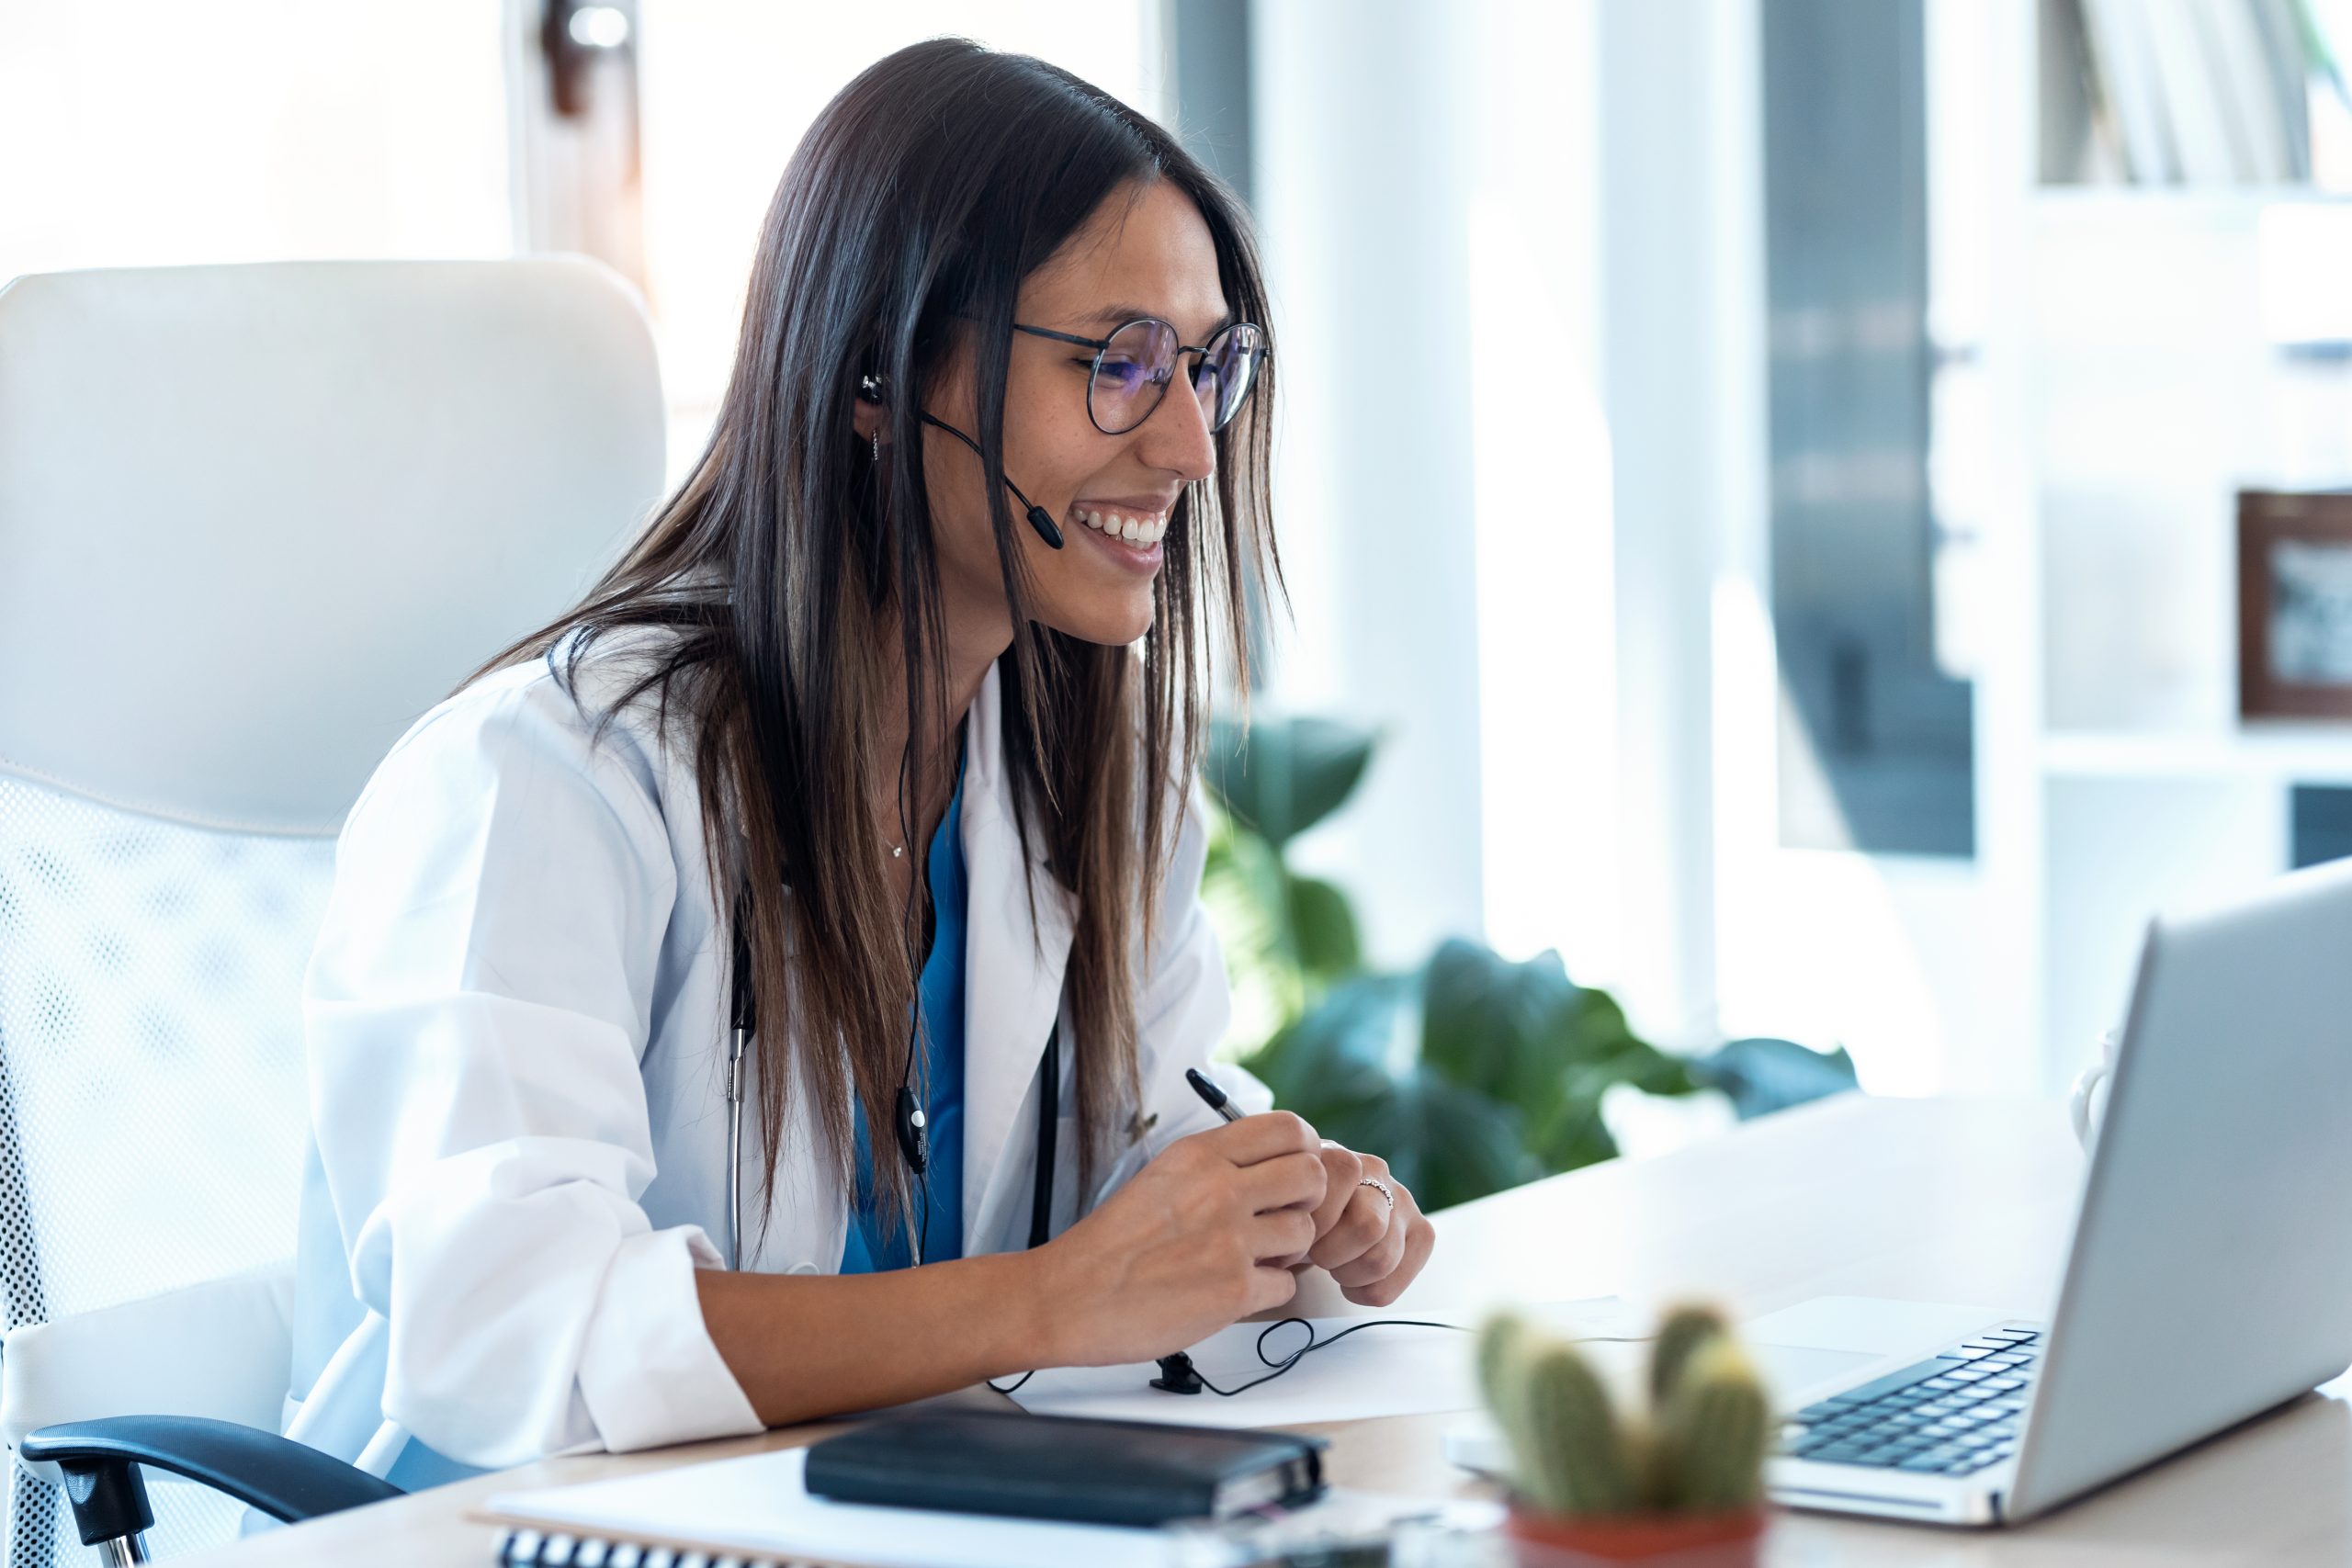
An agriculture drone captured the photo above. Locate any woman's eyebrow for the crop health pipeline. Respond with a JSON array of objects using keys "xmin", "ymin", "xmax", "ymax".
[{"xmin": 1075, "ymin": 303, "xmax": 1238, "ymax": 339}]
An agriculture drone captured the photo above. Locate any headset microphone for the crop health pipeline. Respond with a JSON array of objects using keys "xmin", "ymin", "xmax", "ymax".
[
  {"xmin": 894, "ymin": 1084, "xmax": 930, "ymax": 1175},
  {"xmin": 916, "ymin": 414, "xmax": 1067, "ymax": 550},
  {"xmin": 854, "ymin": 369, "xmax": 1066, "ymax": 550}
]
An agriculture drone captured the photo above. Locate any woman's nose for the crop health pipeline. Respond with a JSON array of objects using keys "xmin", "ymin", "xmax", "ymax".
[{"xmin": 1136, "ymin": 371, "xmax": 1217, "ymax": 488}]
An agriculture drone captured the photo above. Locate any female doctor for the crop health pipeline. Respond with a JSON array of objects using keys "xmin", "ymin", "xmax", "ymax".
[{"xmin": 282, "ymin": 37, "xmax": 1435, "ymax": 1488}]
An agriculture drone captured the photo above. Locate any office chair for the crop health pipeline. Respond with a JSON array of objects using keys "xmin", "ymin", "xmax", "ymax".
[{"xmin": 0, "ymin": 257, "xmax": 667, "ymax": 1562}]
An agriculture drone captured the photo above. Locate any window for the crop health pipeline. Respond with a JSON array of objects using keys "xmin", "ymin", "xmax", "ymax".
[
  {"xmin": 1, "ymin": 5, "xmax": 513, "ymax": 280},
  {"xmin": 630, "ymin": 4, "xmax": 1167, "ymax": 486},
  {"xmin": 1761, "ymin": 0, "xmax": 1976, "ymax": 855}
]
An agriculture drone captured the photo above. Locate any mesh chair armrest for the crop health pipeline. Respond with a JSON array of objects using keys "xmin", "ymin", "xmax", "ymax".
[{"xmin": 20, "ymin": 1415, "xmax": 401, "ymax": 1545}]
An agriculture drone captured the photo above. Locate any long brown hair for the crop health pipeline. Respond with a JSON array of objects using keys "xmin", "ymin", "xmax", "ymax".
[{"xmin": 455, "ymin": 37, "xmax": 1280, "ymax": 1240}]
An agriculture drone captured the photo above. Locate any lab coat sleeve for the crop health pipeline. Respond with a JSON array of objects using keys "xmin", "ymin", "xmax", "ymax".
[
  {"xmin": 303, "ymin": 678, "xmax": 763, "ymax": 1469},
  {"xmin": 1121, "ymin": 778, "xmax": 1277, "ymax": 1185}
]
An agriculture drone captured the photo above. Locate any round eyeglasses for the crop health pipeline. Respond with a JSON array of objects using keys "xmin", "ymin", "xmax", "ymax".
[{"xmin": 1012, "ymin": 316, "xmax": 1267, "ymax": 436}]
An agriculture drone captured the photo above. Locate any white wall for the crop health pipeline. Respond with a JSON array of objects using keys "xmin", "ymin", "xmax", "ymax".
[
  {"xmin": 1247, "ymin": 0, "xmax": 1720, "ymax": 1029},
  {"xmin": 1589, "ymin": 0, "xmax": 1753, "ymax": 1048},
  {"xmin": 1246, "ymin": 0, "xmax": 1801, "ymax": 1058},
  {"xmin": 1464, "ymin": 0, "xmax": 1624, "ymax": 995},
  {"xmin": 1249, "ymin": 0, "xmax": 1488, "ymax": 968}
]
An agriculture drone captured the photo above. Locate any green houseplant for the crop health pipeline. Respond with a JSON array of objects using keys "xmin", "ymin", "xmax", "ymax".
[
  {"xmin": 1476, "ymin": 1303, "xmax": 1773, "ymax": 1566},
  {"xmin": 1200, "ymin": 714, "xmax": 1858, "ymax": 1210}
]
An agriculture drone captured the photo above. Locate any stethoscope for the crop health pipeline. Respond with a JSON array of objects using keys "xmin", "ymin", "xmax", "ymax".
[{"xmin": 723, "ymin": 885, "xmax": 1059, "ymax": 1271}]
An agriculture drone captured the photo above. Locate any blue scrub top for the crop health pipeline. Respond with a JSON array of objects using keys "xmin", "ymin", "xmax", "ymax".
[{"xmin": 840, "ymin": 742, "xmax": 968, "ymax": 1272}]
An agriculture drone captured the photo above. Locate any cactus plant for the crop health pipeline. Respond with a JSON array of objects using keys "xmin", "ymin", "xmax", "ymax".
[
  {"xmin": 1476, "ymin": 1301, "xmax": 1772, "ymax": 1525},
  {"xmin": 1646, "ymin": 1303, "xmax": 1732, "ymax": 1409},
  {"xmin": 1476, "ymin": 1310, "xmax": 1532, "ymax": 1416},
  {"xmin": 1517, "ymin": 1341, "xmax": 1642, "ymax": 1515},
  {"xmin": 1645, "ymin": 1337, "xmax": 1772, "ymax": 1512}
]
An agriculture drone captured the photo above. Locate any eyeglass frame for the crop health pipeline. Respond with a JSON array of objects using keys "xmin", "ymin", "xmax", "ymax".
[{"xmin": 1007, "ymin": 316, "xmax": 1265, "ymax": 436}]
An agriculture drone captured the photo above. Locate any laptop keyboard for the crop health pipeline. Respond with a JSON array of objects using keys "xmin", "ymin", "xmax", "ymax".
[{"xmin": 1777, "ymin": 1325, "xmax": 2043, "ymax": 1478}]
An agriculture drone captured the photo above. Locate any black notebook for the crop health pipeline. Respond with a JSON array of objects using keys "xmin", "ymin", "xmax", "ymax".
[{"xmin": 803, "ymin": 1407, "xmax": 1329, "ymax": 1527}]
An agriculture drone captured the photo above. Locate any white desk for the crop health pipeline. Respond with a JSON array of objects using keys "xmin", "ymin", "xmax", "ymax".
[{"xmin": 184, "ymin": 1096, "xmax": 2352, "ymax": 1565}]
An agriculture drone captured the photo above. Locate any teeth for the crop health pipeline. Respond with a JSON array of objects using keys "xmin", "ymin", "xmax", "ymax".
[{"xmin": 1073, "ymin": 507, "xmax": 1169, "ymax": 547}]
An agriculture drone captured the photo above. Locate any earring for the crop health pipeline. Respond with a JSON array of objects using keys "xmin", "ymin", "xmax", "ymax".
[{"xmin": 859, "ymin": 371, "xmax": 888, "ymax": 464}]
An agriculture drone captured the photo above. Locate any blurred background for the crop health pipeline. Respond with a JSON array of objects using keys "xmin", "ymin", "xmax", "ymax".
[{"xmin": 13, "ymin": 0, "xmax": 2352, "ymax": 1201}]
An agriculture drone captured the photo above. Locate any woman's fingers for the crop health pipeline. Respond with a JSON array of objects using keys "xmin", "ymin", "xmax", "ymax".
[
  {"xmin": 1340, "ymin": 1208, "xmax": 1436, "ymax": 1307},
  {"xmin": 1235, "ymin": 1148, "xmax": 1329, "ymax": 1215},
  {"xmin": 1327, "ymin": 1191, "xmax": 1408, "ymax": 1285},
  {"xmin": 1308, "ymin": 1180, "xmax": 1392, "ymax": 1272},
  {"xmin": 1196, "ymin": 1109, "xmax": 1320, "ymax": 1167},
  {"xmin": 1249, "ymin": 1259, "xmax": 1305, "ymax": 1314},
  {"xmin": 1305, "ymin": 1142, "xmax": 1364, "ymax": 1241},
  {"xmin": 1249, "ymin": 1202, "xmax": 1317, "ymax": 1264}
]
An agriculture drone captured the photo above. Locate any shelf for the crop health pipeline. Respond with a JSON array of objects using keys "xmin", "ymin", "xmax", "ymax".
[{"xmin": 2041, "ymin": 724, "xmax": 2352, "ymax": 785}]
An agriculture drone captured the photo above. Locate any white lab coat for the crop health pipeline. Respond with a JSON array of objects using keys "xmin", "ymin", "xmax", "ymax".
[{"xmin": 281, "ymin": 626, "xmax": 1272, "ymax": 1486}]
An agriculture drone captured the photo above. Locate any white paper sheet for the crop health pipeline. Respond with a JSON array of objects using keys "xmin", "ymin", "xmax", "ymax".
[
  {"xmin": 484, "ymin": 1447, "xmax": 1471, "ymax": 1568},
  {"xmin": 1006, "ymin": 1297, "xmax": 1639, "ymax": 1428}
]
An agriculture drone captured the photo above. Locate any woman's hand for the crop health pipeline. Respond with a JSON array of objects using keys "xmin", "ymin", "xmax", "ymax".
[
  {"xmin": 1028, "ymin": 1111, "xmax": 1329, "ymax": 1368},
  {"xmin": 1293, "ymin": 1141, "xmax": 1435, "ymax": 1307}
]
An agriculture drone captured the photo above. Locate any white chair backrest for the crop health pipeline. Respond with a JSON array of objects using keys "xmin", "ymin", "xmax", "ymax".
[{"xmin": 0, "ymin": 258, "xmax": 665, "ymax": 1564}]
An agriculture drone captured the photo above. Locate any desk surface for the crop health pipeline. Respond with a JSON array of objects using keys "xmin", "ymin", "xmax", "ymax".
[{"xmin": 186, "ymin": 1095, "xmax": 2352, "ymax": 1566}]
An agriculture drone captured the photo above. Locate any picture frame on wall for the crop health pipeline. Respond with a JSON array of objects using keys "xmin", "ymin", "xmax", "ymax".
[{"xmin": 2239, "ymin": 490, "xmax": 2352, "ymax": 721}]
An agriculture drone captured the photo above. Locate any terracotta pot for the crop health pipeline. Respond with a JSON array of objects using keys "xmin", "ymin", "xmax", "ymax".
[{"xmin": 1501, "ymin": 1502, "xmax": 1769, "ymax": 1568}]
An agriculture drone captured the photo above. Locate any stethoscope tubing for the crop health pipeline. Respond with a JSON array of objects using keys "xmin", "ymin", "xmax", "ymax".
[
  {"xmin": 724, "ymin": 870, "xmax": 1057, "ymax": 1273},
  {"xmin": 727, "ymin": 1023, "xmax": 749, "ymax": 1271}
]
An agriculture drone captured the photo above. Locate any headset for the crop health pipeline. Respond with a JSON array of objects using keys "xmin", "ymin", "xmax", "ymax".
[
  {"xmin": 722, "ymin": 884, "xmax": 1058, "ymax": 1273},
  {"xmin": 857, "ymin": 369, "xmax": 1069, "ymax": 549}
]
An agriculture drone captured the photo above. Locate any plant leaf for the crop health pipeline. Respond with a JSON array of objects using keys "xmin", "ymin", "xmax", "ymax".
[
  {"xmin": 1239, "ymin": 970, "xmax": 1540, "ymax": 1209},
  {"xmin": 1419, "ymin": 940, "xmax": 1702, "ymax": 1178},
  {"xmin": 1419, "ymin": 939, "xmax": 1584, "ymax": 1113},
  {"xmin": 1691, "ymin": 1037, "xmax": 1860, "ymax": 1120},
  {"xmin": 1204, "ymin": 715, "xmax": 1376, "ymax": 850},
  {"xmin": 1238, "ymin": 972, "xmax": 1410, "ymax": 1119},
  {"xmin": 1198, "ymin": 805, "xmax": 1304, "ymax": 1038},
  {"xmin": 1522, "ymin": 1091, "xmax": 1621, "ymax": 1174},
  {"xmin": 1573, "ymin": 1033, "xmax": 1704, "ymax": 1100},
  {"xmin": 1329, "ymin": 1067, "xmax": 1542, "ymax": 1213},
  {"xmin": 1285, "ymin": 873, "xmax": 1361, "ymax": 979}
]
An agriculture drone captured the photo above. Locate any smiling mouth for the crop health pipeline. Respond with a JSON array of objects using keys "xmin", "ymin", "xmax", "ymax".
[
  {"xmin": 1068, "ymin": 504, "xmax": 1170, "ymax": 547},
  {"xmin": 1066, "ymin": 506, "xmax": 1165, "ymax": 574}
]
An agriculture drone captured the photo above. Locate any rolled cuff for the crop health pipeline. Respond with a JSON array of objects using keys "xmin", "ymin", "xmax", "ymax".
[{"xmin": 575, "ymin": 1227, "xmax": 763, "ymax": 1453}]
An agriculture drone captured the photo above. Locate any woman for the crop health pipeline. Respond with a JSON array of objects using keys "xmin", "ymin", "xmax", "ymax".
[{"xmin": 282, "ymin": 37, "xmax": 1435, "ymax": 1487}]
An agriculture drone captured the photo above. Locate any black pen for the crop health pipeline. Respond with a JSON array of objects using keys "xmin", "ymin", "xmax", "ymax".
[{"xmin": 1185, "ymin": 1066, "xmax": 1244, "ymax": 1123}]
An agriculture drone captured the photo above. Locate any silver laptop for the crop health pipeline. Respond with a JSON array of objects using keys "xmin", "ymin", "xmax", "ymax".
[{"xmin": 1448, "ymin": 854, "xmax": 2352, "ymax": 1525}]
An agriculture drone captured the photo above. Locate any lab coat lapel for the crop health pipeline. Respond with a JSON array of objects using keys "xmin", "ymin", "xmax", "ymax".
[{"xmin": 958, "ymin": 659, "xmax": 1076, "ymax": 1251}]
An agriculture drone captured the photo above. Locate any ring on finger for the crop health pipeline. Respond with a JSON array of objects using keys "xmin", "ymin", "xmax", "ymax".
[{"xmin": 1358, "ymin": 1176, "xmax": 1394, "ymax": 1212}]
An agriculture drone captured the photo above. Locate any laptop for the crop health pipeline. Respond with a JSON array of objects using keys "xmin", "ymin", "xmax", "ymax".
[{"xmin": 1446, "ymin": 853, "xmax": 2352, "ymax": 1525}]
